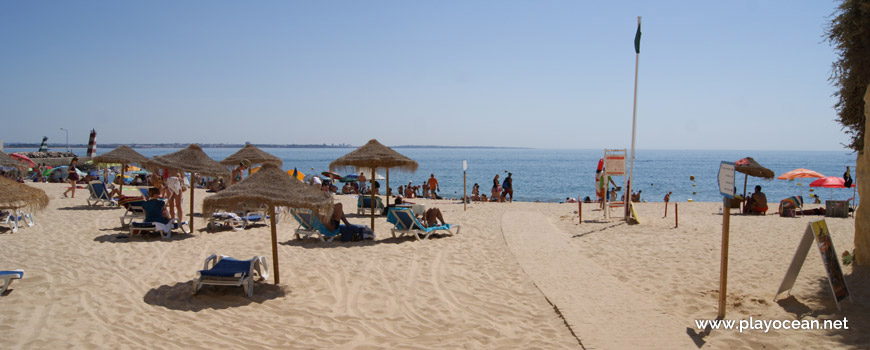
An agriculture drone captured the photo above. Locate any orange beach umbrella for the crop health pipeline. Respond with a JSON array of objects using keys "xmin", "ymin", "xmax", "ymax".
[{"xmin": 777, "ymin": 168, "xmax": 825, "ymax": 181}]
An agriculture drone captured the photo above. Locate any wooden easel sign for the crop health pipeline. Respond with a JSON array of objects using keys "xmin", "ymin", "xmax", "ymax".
[{"xmin": 774, "ymin": 219, "xmax": 852, "ymax": 309}]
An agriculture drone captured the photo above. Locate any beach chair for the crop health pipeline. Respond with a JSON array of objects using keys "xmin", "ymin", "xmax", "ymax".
[
  {"xmin": 2, "ymin": 208, "xmax": 34, "ymax": 233},
  {"xmin": 192, "ymin": 254, "xmax": 269, "ymax": 298},
  {"xmin": 119, "ymin": 197, "xmax": 147, "ymax": 227},
  {"xmin": 208, "ymin": 211, "xmax": 265, "ymax": 232},
  {"xmin": 779, "ymin": 196, "xmax": 803, "ymax": 217},
  {"xmin": 386, "ymin": 207, "xmax": 460, "ymax": 241},
  {"xmin": 86, "ymin": 181, "xmax": 118, "ymax": 206},
  {"xmin": 0, "ymin": 270, "xmax": 23, "ymax": 295},
  {"xmin": 289, "ymin": 208, "xmax": 341, "ymax": 242},
  {"xmin": 357, "ymin": 196, "xmax": 385, "ymax": 215},
  {"xmin": 129, "ymin": 217, "xmax": 190, "ymax": 240}
]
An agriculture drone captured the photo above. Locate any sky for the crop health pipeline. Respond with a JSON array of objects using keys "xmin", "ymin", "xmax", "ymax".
[{"xmin": 0, "ymin": 1, "xmax": 854, "ymax": 151}]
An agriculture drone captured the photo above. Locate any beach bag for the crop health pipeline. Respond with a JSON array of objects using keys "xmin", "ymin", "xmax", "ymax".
[
  {"xmin": 340, "ymin": 225, "xmax": 362, "ymax": 242},
  {"xmin": 340, "ymin": 225, "xmax": 374, "ymax": 242}
]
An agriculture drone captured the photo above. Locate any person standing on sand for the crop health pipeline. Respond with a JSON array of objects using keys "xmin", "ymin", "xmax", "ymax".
[
  {"xmin": 492, "ymin": 174, "xmax": 500, "ymax": 201},
  {"xmin": 165, "ymin": 170, "xmax": 186, "ymax": 221},
  {"xmin": 358, "ymin": 172, "xmax": 367, "ymax": 193},
  {"xmin": 427, "ymin": 174, "xmax": 439, "ymax": 199},
  {"xmin": 844, "ymin": 166, "xmax": 853, "ymax": 188},
  {"xmin": 502, "ymin": 172, "xmax": 513, "ymax": 202},
  {"xmin": 62, "ymin": 157, "xmax": 79, "ymax": 198},
  {"xmin": 230, "ymin": 160, "xmax": 250, "ymax": 185}
]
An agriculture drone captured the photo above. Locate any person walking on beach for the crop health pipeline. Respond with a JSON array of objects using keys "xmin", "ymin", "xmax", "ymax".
[
  {"xmin": 62, "ymin": 157, "xmax": 79, "ymax": 198},
  {"xmin": 427, "ymin": 174, "xmax": 439, "ymax": 199},
  {"xmin": 502, "ymin": 172, "xmax": 513, "ymax": 202}
]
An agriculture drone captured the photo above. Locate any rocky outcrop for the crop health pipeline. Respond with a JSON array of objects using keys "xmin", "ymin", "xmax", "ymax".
[{"xmin": 856, "ymin": 83, "xmax": 870, "ymax": 265}]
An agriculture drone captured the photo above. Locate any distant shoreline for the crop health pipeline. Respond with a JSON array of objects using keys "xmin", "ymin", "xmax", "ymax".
[{"xmin": 3, "ymin": 143, "xmax": 529, "ymax": 150}]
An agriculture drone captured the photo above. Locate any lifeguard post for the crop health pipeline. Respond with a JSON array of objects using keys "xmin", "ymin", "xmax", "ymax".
[{"xmin": 603, "ymin": 149, "xmax": 628, "ymax": 219}]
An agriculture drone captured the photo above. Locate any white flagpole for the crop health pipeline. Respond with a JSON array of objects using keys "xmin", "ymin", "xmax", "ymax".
[{"xmin": 627, "ymin": 16, "xmax": 641, "ymax": 221}]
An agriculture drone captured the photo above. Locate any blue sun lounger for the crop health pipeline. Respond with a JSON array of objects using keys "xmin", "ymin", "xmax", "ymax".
[
  {"xmin": 2, "ymin": 208, "xmax": 34, "ymax": 233},
  {"xmin": 208, "ymin": 211, "xmax": 265, "ymax": 231},
  {"xmin": 192, "ymin": 255, "xmax": 269, "ymax": 297},
  {"xmin": 386, "ymin": 207, "xmax": 460, "ymax": 241},
  {"xmin": 1, "ymin": 269, "xmax": 23, "ymax": 295},
  {"xmin": 289, "ymin": 208, "xmax": 341, "ymax": 242},
  {"xmin": 130, "ymin": 217, "xmax": 189, "ymax": 240},
  {"xmin": 357, "ymin": 196, "xmax": 384, "ymax": 215},
  {"xmin": 86, "ymin": 181, "xmax": 118, "ymax": 207}
]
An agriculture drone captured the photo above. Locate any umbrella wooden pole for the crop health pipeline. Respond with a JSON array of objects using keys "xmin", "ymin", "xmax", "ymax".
[
  {"xmin": 385, "ymin": 168, "xmax": 390, "ymax": 210},
  {"xmin": 190, "ymin": 172, "xmax": 195, "ymax": 232},
  {"xmin": 120, "ymin": 164, "xmax": 125, "ymax": 199},
  {"xmin": 463, "ymin": 170, "xmax": 467, "ymax": 211},
  {"xmin": 371, "ymin": 168, "xmax": 376, "ymax": 230},
  {"xmin": 742, "ymin": 173, "xmax": 748, "ymax": 211},
  {"xmin": 270, "ymin": 205, "xmax": 280, "ymax": 284}
]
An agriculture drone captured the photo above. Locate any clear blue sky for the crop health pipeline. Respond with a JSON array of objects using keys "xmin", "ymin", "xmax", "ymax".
[{"xmin": 0, "ymin": 1, "xmax": 851, "ymax": 151}]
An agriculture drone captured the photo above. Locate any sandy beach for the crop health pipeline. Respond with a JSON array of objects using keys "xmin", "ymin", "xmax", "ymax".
[{"xmin": 2, "ymin": 182, "xmax": 867, "ymax": 349}]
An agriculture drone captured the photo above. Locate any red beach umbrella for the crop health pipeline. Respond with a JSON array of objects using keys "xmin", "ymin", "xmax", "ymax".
[
  {"xmin": 809, "ymin": 176, "xmax": 855, "ymax": 200},
  {"xmin": 809, "ymin": 176, "xmax": 854, "ymax": 188},
  {"xmin": 321, "ymin": 171, "xmax": 342, "ymax": 181},
  {"xmin": 9, "ymin": 153, "xmax": 36, "ymax": 168}
]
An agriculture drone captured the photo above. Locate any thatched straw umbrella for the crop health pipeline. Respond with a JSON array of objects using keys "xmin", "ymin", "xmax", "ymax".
[
  {"xmin": 0, "ymin": 151, "xmax": 28, "ymax": 170},
  {"xmin": 203, "ymin": 163, "xmax": 333, "ymax": 284},
  {"xmin": 0, "ymin": 177, "xmax": 49, "ymax": 212},
  {"xmin": 220, "ymin": 144, "xmax": 283, "ymax": 177},
  {"xmin": 92, "ymin": 145, "xmax": 149, "ymax": 198},
  {"xmin": 144, "ymin": 144, "xmax": 230, "ymax": 232},
  {"xmin": 734, "ymin": 157, "xmax": 775, "ymax": 208},
  {"xmin": 329, "ymin": 139, "xmax": 418, "ymax": 230}
]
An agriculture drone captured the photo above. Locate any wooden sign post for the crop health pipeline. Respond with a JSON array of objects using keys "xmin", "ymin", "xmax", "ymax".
[{"xmin": 717, "ymin": 161, "xmax": 735, "ymax": 318}]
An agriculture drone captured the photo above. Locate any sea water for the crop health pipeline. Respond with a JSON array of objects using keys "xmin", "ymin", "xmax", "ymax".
[{"xmin": 11, "ymin": 147, "xmax": 859, "ymax": 204}]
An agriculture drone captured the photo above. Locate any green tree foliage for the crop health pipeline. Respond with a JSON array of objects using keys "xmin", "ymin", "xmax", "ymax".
[{"xmin": 827, "ymin": 0, "xmax": 870, "ymax": 151}]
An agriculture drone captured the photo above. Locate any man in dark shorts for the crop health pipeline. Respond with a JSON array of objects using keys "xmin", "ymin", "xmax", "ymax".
[{"xmin": 502, "ymin": 173, "xmax": 513, "ymax": 202}]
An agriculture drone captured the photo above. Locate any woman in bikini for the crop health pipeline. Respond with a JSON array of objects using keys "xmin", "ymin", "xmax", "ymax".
[
  {"xmin": 231, "ymin": 160, "xmax": 250, "ymax": 185},
  {"xmin": 63, "ymin": 157, "xmax": 79, "ymax": 198},
  {"xmin": 165, "ymin": 170, "xmax": 186, "ymax": 220}
]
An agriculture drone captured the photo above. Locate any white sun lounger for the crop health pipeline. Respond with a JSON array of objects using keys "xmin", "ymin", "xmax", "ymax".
[{"xmin": 1, "ymin": 269, "xmax": 24, "ymax": 295}]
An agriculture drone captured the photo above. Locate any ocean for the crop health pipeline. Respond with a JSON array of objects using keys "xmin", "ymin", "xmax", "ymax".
[{"xmin": 7, "ymin": 147, "xmax": 860, "ymax": 204}]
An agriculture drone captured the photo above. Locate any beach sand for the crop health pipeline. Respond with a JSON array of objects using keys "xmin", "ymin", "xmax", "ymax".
[{"xmin": 1, "ymin": 183, "xmax": 867, "ymax": 349}]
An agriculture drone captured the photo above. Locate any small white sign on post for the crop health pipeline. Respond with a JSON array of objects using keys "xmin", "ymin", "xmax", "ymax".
[
  {"xmin": 717, "ymin": 160, "xmax": 735, "ymax": 318},
  {"xmin": 718, "ymin": 161, "xmax": 735, "ymax": 199},
  {"xmin": 462, "ymin": 160, "xmax": 467, "ymax": 171}
]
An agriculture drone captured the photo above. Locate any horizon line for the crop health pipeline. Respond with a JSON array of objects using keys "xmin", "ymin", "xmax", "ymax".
[{"xmin": 1, "ymin": 142, "xmax": 856, "ymax": 153}]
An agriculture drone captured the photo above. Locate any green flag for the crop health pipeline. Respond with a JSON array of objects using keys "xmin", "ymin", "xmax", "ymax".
[{"xmin": 634, "ymin": 22, "xmax": 642, "ymax": 53}]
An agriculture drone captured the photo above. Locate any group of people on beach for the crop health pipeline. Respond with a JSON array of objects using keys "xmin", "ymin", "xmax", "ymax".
[{"xmin": 466, "ymin": 172, "xmax": 513, "ymax": 203}]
